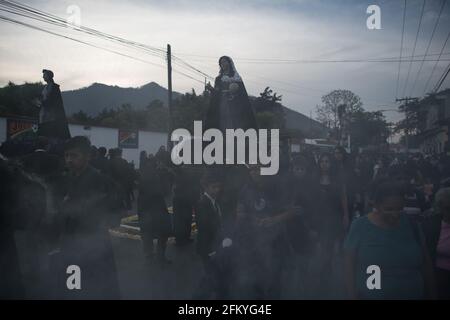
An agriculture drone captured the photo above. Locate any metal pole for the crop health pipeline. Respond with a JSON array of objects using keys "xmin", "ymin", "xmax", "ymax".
[{"xmin": 167, "ymin": 44, "xmax": 173, "ymax": 151}]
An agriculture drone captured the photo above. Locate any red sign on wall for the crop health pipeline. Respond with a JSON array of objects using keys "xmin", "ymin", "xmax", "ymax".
[
  {"xmin": 118, "ymin": 129, "xmax": 138, "ymax": 149},
  {"xmin": 7, "ymin": 118, "xmax": 38, "ymax": 139}
]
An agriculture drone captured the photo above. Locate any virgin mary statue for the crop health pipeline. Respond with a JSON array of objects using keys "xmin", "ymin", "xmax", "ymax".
[{"xmin": 205, "ymin": 56, "xmax": 257, "ymax": 133}]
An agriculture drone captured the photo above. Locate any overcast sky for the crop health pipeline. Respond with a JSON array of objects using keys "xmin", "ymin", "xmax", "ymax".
[{"xmin": 1, "ymin": 0, "xmax": 449, "ymax": 123}]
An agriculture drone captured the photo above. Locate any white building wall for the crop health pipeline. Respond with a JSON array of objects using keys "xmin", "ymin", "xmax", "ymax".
[{"xmin": 69, "ymin": 125, "xmax": 167, "ymax": 168}]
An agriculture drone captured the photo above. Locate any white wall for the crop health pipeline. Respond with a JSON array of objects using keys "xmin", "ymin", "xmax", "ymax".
[
  {"xmin": 0, "ymin": 117, "xmax": 168, "ymax": 168},
  {"xmin": 69, "ymin": 124, "xmax": 117, "ymax": 150},
  {"xmin": 69, "ymin": 125, "xmax": 167, "ymax": 168}
]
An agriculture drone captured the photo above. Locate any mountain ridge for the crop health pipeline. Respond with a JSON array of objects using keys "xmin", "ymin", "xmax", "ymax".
[{"xmin": 62, "ymin": 81, "xmax": 182, "ymax": 116}]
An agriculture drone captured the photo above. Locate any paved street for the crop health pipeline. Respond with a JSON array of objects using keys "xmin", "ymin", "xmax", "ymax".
[
  {"xmin": 111, "ymin": 235, "xmax": 203, "ymax": 300},
  {"xmin": 110, "ymin": 227, "xmax": 347, "ymax": 300}
]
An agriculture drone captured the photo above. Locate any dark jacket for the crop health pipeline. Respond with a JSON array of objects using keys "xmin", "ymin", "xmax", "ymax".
[
  {"xmin": 59, "ymin": 166, "xmax": 123, "ymax": 236},
  {"xmin": 196, "ymin": 193, "xmax": 223, "ymax": 259},
  {"xmin": 57, "ymin": 165, "xmax": 123, "ymax": 299},
  {"xmin": 0, "ymin": 160, "xmax": 46, "ymax": 299},
  {"xmin": 137, "ymin": 160, "xmax": 171, "ymax": 238},
  {"xmin": 420, "ymin": 212, "xmax": 444, "ymax": 265}
]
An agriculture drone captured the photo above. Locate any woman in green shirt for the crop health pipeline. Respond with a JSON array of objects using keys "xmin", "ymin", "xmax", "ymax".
[{"xmin": 344, "ymin": 180, "xmax": 436, "ymax": 299}]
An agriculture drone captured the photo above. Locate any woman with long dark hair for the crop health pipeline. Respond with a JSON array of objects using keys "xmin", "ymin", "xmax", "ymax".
[
  {"xmin": 310, "ymin": 152, "xmax": 345, "ymax": 296},
  {"xmin": 334, "ymin": 146, "xmax": 353, "ymax": 229}
]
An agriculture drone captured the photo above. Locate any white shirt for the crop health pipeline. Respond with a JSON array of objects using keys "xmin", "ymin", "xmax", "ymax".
[{"xmin": 203, "ymin": 192, "xmax": 221, "ymax": 217}]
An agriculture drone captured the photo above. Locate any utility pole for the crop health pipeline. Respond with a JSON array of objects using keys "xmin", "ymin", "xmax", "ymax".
[
  {"xmin": 167, "ymin": 44, "xmax": 173, "ymax": 151},
  {"xmin": 396, "ymin": 97, "xmax": 419, "ymax": 153}
]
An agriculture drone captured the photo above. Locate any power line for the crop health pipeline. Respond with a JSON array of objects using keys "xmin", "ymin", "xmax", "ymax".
[
  {"xmin": 173, "ymin": 51, "xmax": 450, "ymax": 62},
  {"xmin": 0, "ymin": 1, "xmax": 166, "ymax": 59},
  {"xmin": 0, "ymin": 15, "xmax": 167, "ymax": 69},
  {"xmin": 433, "ymin": 62, "xmax": 450, "ymax": 92},
  {"xmin": 172, "ymin": 69, "xmax": 205, "ymax": 84},
  {"xmin": 173, "ymin": 54, "xmax": 450, "ymax": 64},
  {"xmin": 0, "ymin": 13, "xmax": 204, "ymax": 85},
  {"xmin": 0, "ymin": 0, "xmax": 166, "ymax": 55},
  {"xmin": 0, "ymin": 0, "xmax": 213, "ymax": 80},
  {"xmin": 0, "ymin": 0, "xmax": 210, "ymax": 84},
  {"xmin": 238, "ymin": 58, "xmax": 450, "ymax": 64},
  {"xmin": 402, "ymin": 0, "xmax": 426, "ymax": 97},
  {"xmin": 396, "ymin": 0, "xmax": 407, "ymax": 100},
  {"xmin": 423, "ymin": 29, "xmax": 450, "ymax": 95},
  {"xmin": 171, "ymin": 55, "xmax": 214, "ymax": 80},
  {"xmin": 410, "ymin": 0, "xmax": 447, "ymax": 95}
]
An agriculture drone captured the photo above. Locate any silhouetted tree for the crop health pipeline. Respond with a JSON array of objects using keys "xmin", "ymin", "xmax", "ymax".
[{"xmin": 316, "ymin": 89, "xmax": 363, "ymax": 129}]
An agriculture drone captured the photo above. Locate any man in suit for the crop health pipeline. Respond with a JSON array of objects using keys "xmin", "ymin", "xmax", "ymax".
[
  {"xmin": 196, "ymin": 172, "xmax": 223, "ymax": 260},
  {"xmin": 195, "ymin": 170, "xmax": 231, "ymax": 298}
]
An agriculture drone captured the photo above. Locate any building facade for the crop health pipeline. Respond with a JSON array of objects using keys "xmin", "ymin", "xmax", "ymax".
[{"xmin": 419, "ymin": 89, "xmax": 450, "ymax": 155}]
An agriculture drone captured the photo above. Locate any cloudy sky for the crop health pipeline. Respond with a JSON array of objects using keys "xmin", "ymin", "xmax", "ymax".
[{"xmin": 1, "ymin": 0, "xmax": 449, "ymax": 122}]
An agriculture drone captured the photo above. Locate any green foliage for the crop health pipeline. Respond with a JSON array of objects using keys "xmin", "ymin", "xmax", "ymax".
[
  {"xmin": 171, "ymin": 89, "xmax": 209, "ymax": 132},
  {"xmin": 0, "ymin": 81, "xmax": 44, "ymax": 118},
  {"xmin": 394, "ymin": 100, "xmax": 426, "ymax": 136},
  {"xmin": 348, "ymin": 111, "xmax": 391, "ymax": 148},
  {"xmin": 252, "ymin": 87, "xmax": 285, "ymax": 130}
]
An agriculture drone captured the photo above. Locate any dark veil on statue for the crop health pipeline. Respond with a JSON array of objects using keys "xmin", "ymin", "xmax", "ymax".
[{"xmin": 205, "ymin": 56, "xmax": 257, "ymax": 132}]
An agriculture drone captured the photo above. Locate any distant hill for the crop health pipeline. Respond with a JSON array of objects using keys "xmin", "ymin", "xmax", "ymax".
[{"xmin": 62, "ymin": 82, "xmax": 182, "ymax": 116}]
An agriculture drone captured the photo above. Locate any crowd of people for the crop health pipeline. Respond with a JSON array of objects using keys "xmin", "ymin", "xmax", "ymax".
[
  {"xmin": 1, "ymin": 61, "xmax": 449, "ymax": 300},
  {"xmin": 1, "ymin": 133, "xmax": 450, "ymax": 300}
]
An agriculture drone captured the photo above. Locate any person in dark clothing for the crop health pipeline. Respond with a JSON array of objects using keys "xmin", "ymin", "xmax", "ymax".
[
  {"xmin": 137, "ymin": 156, "xmax": 172, "ymax": 264},
  {"xmin": 282, "ymin": 155, "xmax": 318, "ymax": 298},
  {"xmin": 421, "ymin": 188, "xmax": 450, "ymax": 299},
  {"xmin": 352, "ymin": 154, "xmax": 371, "ymax": 216},
  {"xmin": 17, "ymin": 138, "xmax": 66, "ymax": 298},
  {"xmin": 20, "ymin": 136, "xmax": 64, "ymax": 176},
  {"xmin": 139, "ymin": 150, "xmax": 148, "ymax": 168},
  {"xmin": 194, "ymin": 170, "xmax": 232, "ymax": 299},
  {"xmin": 155, "ymin": 146, "xmax": 171, "ymax": 168},
  {"xmin": 217, "ymin": 166, "xmax": 247, "ymax": 235},
  {"xmin": 0, "ymin": 156, "xmax": 46, "ymax": 299},
  {"xmin": 196, "ymin": 172, "xmax": 223, "ymax": 258},
  {"xmin": 334, "ymin": 146, "xmax": 352, "ymax": 228},
  {"xmin": 286, "ymin": 155, "xmax": 317, "ymax": 254},
  {"xmin": 91, "ymin": 146, "xmax": 109, "ymax": 175},
  {"xmin": 109, "ymin": 148, "xmax": 134, "ymax": 210},
  {"xmin": 231, "ymin": 165, "xmax": 299, "ymax": 299},
  {"xmin": 36, "ymin": 69, "xmax": 70, "ymax": 140},
  {"xmin": 310, "ymin": 153, "xmax": 345, "ymax": 296},
  {"xmin": 173, "ymin": 165, "xmax": 201, "ymax": 246},
  {"xmin": 57, "ymin": 136, "xmax": 122, "ymax": 299}
]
